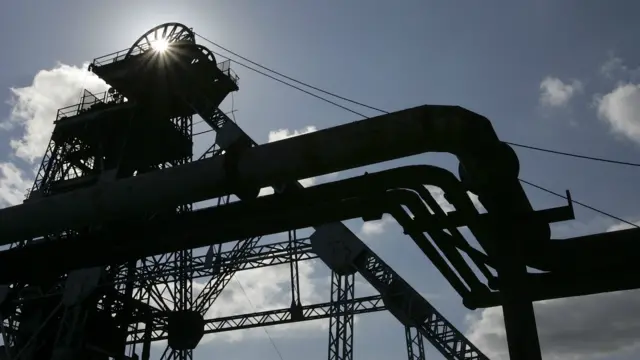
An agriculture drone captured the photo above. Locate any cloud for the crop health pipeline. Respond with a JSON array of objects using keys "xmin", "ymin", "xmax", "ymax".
[
  {"xmin": 360, "ymin": 214, "xmax": 395, "ymax": 237},
  {"xmin": 1, "ymin": 64, "xmax": 328, "ymax": 337},
  {"xmin": 0, "ymin": 162, "xmax": 32, "ymax": 207},
  {"xmin": 600, "ymin": 54, "xmax": 640, "ymax": 81},
  {"xmin": 539, "ymin": 76, "xmax": 583, "ymax": 108},
  {"xmin": 145, "ymin": 258, "xmax": 330, "ymax": 349},
  {"xmin": 595, "ymin": 83, "xmax": 640, "ymax": 145},
  {"xmin": 467, "ymin": 218, "xmax": 640, "ymax": 359},
  {"xmin": 601, "ymin": 55, "xmax": 626, "ymax": 79},
  {"xmin": 199, "ymin": 260, "xmax": 329, "ymax": 343},
  {"xmin": 467, "ymin": 290, "xmax": 640, "ymax": 360},
  {"xmin": 0, "ymin": 63, "xmax": 108, "ymax": 207},
  {"xmin": 267, "ymin": 126, "xmax": 317, "ymax": 143},
  {"xmin": 4, "ymin": 62, "xmax": 109, "ymax": 163}
]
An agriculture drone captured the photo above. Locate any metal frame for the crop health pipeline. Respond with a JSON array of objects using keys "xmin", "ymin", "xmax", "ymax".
[
  {"xmin": 0, "ymin": 23, "xmax": 461, "ymax": 360},
  {"xmin": 6, "ymin": 22, "xmax": 639, "ymax": 360}
]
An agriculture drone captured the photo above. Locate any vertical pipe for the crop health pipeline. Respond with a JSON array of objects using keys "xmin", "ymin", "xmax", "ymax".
[
  {"xmin": 141, "ymin": 318, "xmax": 152, "ymax": 360},
  {"xmin": 496, "ymin": 220, "xmax": 543, "ymax": 360}
]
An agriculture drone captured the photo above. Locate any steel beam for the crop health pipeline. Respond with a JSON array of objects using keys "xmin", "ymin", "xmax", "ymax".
[
  {"xmin": 124, "ymin": 238, "xmax": 314, "ymax": 288},
  {"xmin": 405, "ymin": 326, "xmax": 426, "ymax": 360},
  {"xmin": 353, "ymin": 241, "xmax": 488, "ymax": 360},
  {"xmin": 127, "ymin": 295, "xmax": 385, "ymax": 343},
  {"xmin": 0, "ymin": 166, "xmax": 489, "ymax": 281},
  {"xmin": 328, "ymin": 272, "xmax": 355, "ymax": 360},
  {"xmin": 192, "ymin": 237, "xmax": 262, "ymax": 315},
  {"xmin": 0, "ymin": 105, "xmax": 532, "ymax": 246}
]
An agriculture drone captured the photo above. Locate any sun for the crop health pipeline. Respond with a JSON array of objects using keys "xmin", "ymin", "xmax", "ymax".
[{"xmin": 151, "ymin": 38, "xmax": 169, "ymax": 52}]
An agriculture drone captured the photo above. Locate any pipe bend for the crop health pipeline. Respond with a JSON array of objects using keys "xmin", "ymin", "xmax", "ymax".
[
  {"xmin": 0, "ymin": 164, "xmax": 542, "ymax": 290},
  {"xmin": 0, "ymin": 105, "xmax": 535, "ymax": 249}
]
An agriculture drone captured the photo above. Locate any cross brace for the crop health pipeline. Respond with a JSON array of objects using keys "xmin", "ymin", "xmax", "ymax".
[{"xmin": 127, "ymin": 295, "xmax": 385, "ymax": 343}]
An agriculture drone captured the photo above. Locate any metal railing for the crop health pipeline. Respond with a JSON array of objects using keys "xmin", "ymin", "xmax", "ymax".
[
  {"xmin": 56, "ymin": 90, "xmax": 127, "ymax": 121},
  {"xmin": 92, "ymin": 45, "xmax": 149, "ymax": 67},
  {"xmin": 217, "ymin": 59, "xmax": 239, "ymax": 86},
  {"xmin": 92, "ymin": 48, "xmax": 239, "ymax": 86}
]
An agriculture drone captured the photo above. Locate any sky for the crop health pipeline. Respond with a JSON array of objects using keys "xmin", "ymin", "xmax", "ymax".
[{"xmin": 1, "ymin": 1, "xmax": 640, "ymax": 359}]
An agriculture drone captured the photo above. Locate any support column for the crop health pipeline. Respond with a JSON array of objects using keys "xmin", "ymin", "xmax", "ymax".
[
  {"xmin": 289, "ymin": 230, "xmax": 303, "ymax": 319},
  {"xmin": 405, "ymin": 326, "xmax": 426, "ymax": 360},
  {"xmin": 328, "ymin": 272, "xmax": 354, "ymax": 360},
  {"xmin": 496, "ymin": 220, "xmax": 542, "ymax": 360}
]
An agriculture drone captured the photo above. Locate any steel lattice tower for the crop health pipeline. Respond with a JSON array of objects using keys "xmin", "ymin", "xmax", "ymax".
[
  {"xmin": 0, "ymin": 23, "xmax": 492, "ymax": 360},
  {"xmin": 3, "ymin": 21, "xmax": 640, "ymax": 360}
]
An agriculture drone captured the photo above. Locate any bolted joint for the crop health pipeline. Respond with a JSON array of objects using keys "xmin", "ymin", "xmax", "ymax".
[
  {"xmin": 290, "ymin": 301, "xmax": 304, "ymax": 321},
  {"xmin": 310, "ymin": 223, "xmax": 365, "ymax": 276},
  {"xmin": 167, "ymin": 310, "xmax": 205, "ymax": 351}
]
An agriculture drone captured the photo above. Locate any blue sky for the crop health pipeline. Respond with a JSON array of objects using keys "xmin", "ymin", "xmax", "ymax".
[{"xmin": 2, "ymin": 1, "xmax": 640, "ymax": 359}]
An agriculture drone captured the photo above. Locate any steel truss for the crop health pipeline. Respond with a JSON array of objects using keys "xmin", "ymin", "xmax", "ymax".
[
  {"xmin": 0, "ymin": 23, "xmax": 490, "ymax": 360},
  {"xmin": 3, "ymin": 20, "xmax": 640, "ymax": 360},
  {"xmin": 112, "ymin": 228, "xmax": 482, "ymax": 360},
  {"xmin": 107, "ymin": 31, "xmax": 481, "ymax": 359},
  {"xmin": 121, "ymin": 233, "xmax": 463, "ymax": 360},
  {"xmin": 117, "ymin": 117, "xmax": 485, "ymax": 359},
  {"xmin": 1, "ymin": 227, "xmax": 482, "ymax": 360},
  {"xmin": 328, "ymin": 272, "xmax": 355, "ymax": 360}
]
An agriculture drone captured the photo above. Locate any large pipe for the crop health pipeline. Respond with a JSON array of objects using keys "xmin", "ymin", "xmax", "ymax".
[
  {"xmin": 0, "ymin": 166, "xmax": 479, "ymax": 283},
  {"xmin": 3, "ymin": 165, "xmax": 639, "ymax": 308},
  {"xmin": 470, "ymin": 265, "xmax": 640, "ymax": 308},
  {"xmin": 0, "ymin": 104, "xmax": 533, "ymax": 245}
]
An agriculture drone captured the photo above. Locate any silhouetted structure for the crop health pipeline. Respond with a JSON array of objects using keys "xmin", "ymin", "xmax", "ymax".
[
  {"xmin": 0, "ymin": 23, "xmax": 484, "ymax": 360},
  {"xmin": 2, "ymin": 22, "xmax": 639, "ymax": 360}
]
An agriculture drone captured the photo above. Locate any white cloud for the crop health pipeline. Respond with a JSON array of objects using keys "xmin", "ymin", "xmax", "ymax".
[
  {"xmin": 0, "ymin": 63, "xmax": 108, "ymax": 207},
  {"xmin": 360, "ymin": 214, "xmax": 395, "ymax": 237},
  {"xmin": 4, "ymin": 62, "xmax": 109, "ymax": 163},
  {"xmin": 267, "ymin": 126, "xmax": 317, "ymax": 143},
  {"xmin": 0, "ymin": 162, "xmax": 32, "ymax": 207},
  {"xmin": 199, "ymin": 260, "xmax": 328, "ymax": 343},
  {"xmin": 600, "ymin": 54, "xmax": 640, "ymax": 81},
  {"xmin": 145, "ymin": 259, "xmax": 330, "ymax": 349},
  {"xmin": 539, "ymin": 76, "xmax": 583, "ymax": 108},
  {"xmin": 595, "ymin": 83, "xmax": 640, "ymax": 144},
  {"xmin": 601, "ymin": 55, "xmax": 626, "ymax": 79},
  {"xmin": 0, "ymin": 65, "xmax": 358, "ymax": 349},
  {"xmin": 468, "ymin": 218, "xmax": 640, "ymax": 359},
  {"xmin": 467, "ymin": 290, "xmax": 640, "ymax": 360}
]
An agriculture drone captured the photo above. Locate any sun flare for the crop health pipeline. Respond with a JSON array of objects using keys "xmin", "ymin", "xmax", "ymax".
[{"xmin": 151, "ymin": 39, "xmax": 169, "ymax": 52}]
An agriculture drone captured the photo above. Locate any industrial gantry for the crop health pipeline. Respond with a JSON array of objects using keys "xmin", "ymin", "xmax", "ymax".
[{"xmin": 1, "ymin": 23, "xmax": 640, "ymax": 360}]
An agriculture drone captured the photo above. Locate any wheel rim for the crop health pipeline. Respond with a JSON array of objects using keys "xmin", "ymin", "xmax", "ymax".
[{"xmin": 126, "ymin": 23, "xmax": 196, "ymax": 58}]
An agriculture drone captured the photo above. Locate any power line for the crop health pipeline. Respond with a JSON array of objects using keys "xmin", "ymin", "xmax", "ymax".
[
  {"xmin": 196, "ymin": 33, "xmax": 640, "ymax": 171},
  {"xmin": 196, "ymin": 39, "xmax": 367, "ymax": 119},
  {"xmin": 193, "ymin": 128, "xmax": 214, "ymax": 137},
  {"xmin": 194, "ymin": 32, "xmax": 637, "ymax": 228},
  {"xmin": 193, "ymin": 110, "xmax": 238, "ymax": 127},
  {"xmin": 519, "ymin": 178, "xmax": 639, "ymax": 228},
  {"xmin": 507, "ymin": 142, "xmax": 640, "ymax": 168},
  {"xmin": 195, "ymin": 33, "xmax": 387, "ymax": 115},
  {"xmin": 234, "ymin": 277, "xmax": 286, "ymax": 360}
]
